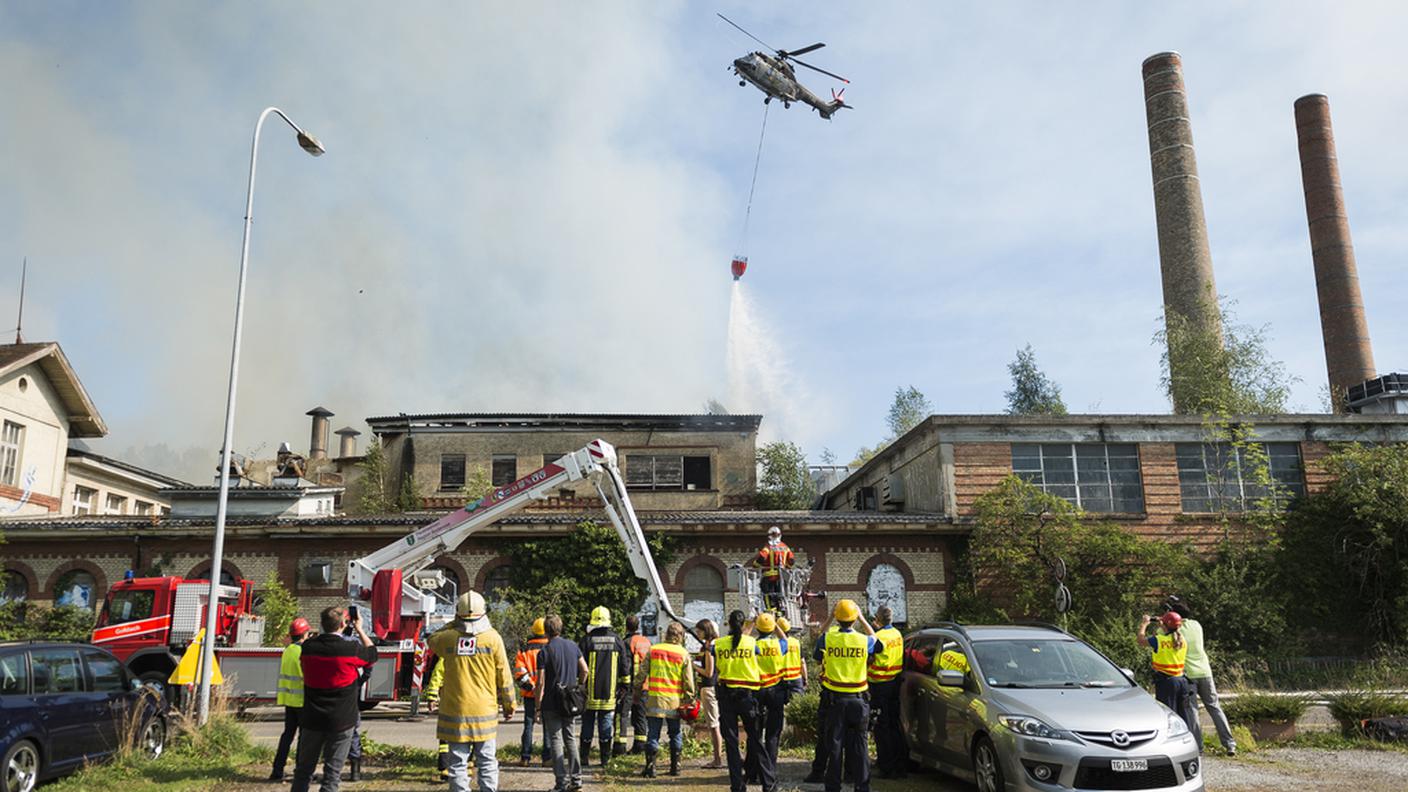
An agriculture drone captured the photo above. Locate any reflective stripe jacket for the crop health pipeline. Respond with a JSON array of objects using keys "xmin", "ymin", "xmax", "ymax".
[
  {"xmin": 868, "ymin": 626, "xmax": 904, "ymax": 683},
  {"xmin": 427, "ymin": 623, "xmax": 514, "ymax": 743},
  {"xmin": 782, "ymin": 635, "xmax": 805, "ymax": 689},
  {"xmin": 755, "ymin": 636, "xmax": 788, "ymax": 688},
  {"xmin": 580, "ymin": 627, "xmax": 630, "ymax": 711},
  {"xmin": 513, "ymin": 637, "xmax": 548, "ymax": 699},
  {"xmin": 276, "ymin": 642, "xmax": 304, "ymax": 708},
  {"xmin": 817, "ymin": 629, "xmax": 873, "ymax": 693},
  {"xmin": 642, "ymin": 642, "xmax": 696, "ymax": 718},
  {"xmin": 714, "ymin": 634, "xmax": 761, "ymax": 690},
  {"xmin": 1151, "ymin": 632, "xmax": 1187, "ymax": 677},
  {"xmin": 754, "ymin": 542, "xmax": 794, "ymax": 580}
]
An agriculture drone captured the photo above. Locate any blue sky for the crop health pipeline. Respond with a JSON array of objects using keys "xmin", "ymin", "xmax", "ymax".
[{"xmin": 2, "ymin": 1, "xmax": 1406, "ymax": 480}]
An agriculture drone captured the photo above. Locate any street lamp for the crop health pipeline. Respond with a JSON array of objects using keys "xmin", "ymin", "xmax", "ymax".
[{"xmin": 198, "ymin": 107, "xmax": 324, "ymax": 725}]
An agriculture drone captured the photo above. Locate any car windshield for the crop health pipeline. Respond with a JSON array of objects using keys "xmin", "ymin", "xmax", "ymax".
[
  {"xmin": 971, "ymin": 638, "xmax": 1132, "ymax": 688},
  {"xmin": 102, "ymin": 590, "xmax": 156, "ymax": 625}
]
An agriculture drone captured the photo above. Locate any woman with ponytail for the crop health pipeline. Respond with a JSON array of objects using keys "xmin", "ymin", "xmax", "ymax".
[{"xmin": 713, "ymin": 610, "xmax": 771, "ymax": 792}]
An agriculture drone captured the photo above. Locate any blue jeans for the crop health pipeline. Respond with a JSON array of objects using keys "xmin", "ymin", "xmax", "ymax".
[
  {"xmin": 448, "ymin": 739, "xmax": 498, "ymax": 792},
  {"xmin": 646, "ymin": 716, "xmax": 682, "ymax": 753},
  {"xmin": 522, "ymin": 698, "xmax": 550, "ymax": 761},
  {"xmin": 581, "ymin": 708, "xmax": 614, "ymax": 754}
]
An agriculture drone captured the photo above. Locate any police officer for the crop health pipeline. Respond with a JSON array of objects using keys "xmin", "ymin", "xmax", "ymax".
[
  {"xmin": 715, "ymin": 610, "xmax": 768, "ymax": 792},
  {"xmin": 749, "ymin": 613, "xmax": 789, "ymax": 787},
  {"xmin": 777, "ymin": 617, "xmax": 805, "ymax": 695},
  {"xmin": 867, "ymin": 607, "xmax": 905, "ymax": 779},
  {"xmin": 813, "ymin": 600, "xmax": 879, "ymax": 792},
  {"xmin": 269, "ymin": 616, "xmax": 311, "ymax": 782}
]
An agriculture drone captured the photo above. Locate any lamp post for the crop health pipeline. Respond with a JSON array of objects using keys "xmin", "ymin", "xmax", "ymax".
[{"xmin": 198, "ymin": 107, "xmax": 324, "ymax": 726}]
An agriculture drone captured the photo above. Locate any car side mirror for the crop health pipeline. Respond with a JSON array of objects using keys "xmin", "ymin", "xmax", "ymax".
[
  {"xmin": 1120, "ymin": 668, "xmax": 1136, "ymax": 682},
  {"xmin": 937, "ymin": 669, "xmax": 966, "ymax": 688}
]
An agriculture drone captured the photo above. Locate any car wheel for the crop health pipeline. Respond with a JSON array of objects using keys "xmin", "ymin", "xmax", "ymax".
[
  {"xmin": 2, "ymin": 740, "xmax": 41, "ymax": 792},
  {"xmin": 141, "ymin": 717, "xmax": 167, "ymax": 760},
  {"xmin": 972, "ymin": 736, "xmax": 1005, "ymax": 792}
]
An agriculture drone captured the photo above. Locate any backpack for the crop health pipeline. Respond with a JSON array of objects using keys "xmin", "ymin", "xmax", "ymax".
[{"xmin": 1364, "ymin": 716, "xmax": 1408, "ymax": 742}]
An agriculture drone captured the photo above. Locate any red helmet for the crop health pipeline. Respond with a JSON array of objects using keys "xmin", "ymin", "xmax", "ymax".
[
  {"xmin": 677, "ymin": 699, "xmax": 702, "ymax": 722},
  {"xmin": 1160, "ymin": 611, "xmax": 1183, "ymax": 631},
  {"xmin": 289, "ymin": 617, "xmax": 312, "ymax": 638}
]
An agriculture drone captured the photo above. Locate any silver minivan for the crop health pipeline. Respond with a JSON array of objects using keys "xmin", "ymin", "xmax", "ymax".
[{"xmin": 898, "ymin": 624, "xmax": 1203, "ymax": 792}]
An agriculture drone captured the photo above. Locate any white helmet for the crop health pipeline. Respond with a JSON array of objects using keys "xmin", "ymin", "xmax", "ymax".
[{"xmin": 767, "ymin": 526, "xmax": 782, "ymax": 539}]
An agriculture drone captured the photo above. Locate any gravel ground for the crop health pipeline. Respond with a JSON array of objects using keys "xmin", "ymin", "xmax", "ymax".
[{"xmin": 1202, "ymin": 747, "xmax": 1408, "ymax": 792}]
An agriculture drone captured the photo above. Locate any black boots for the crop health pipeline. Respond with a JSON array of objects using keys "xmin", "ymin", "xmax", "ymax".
[
  {"xmin": 668, "ymin": 745, "xmax": 681, "ymax": 776},
  {"xmin": 600, "ymin": 742, "xmax": 613, "ymax": 766},
  {"xmin": 580, "ymin": 740, "xmax": 591, "ymax": 767},
  {"xmin": 630, "ymin": 741, "xmax": 645, "ymax": 755},
  {"xmin": 643, "ymin": 750, "xmax": 658, "ymax": 778},
  {"xmin": 346, "ymin": 758, "xmax": 361, "ymax": 782}
]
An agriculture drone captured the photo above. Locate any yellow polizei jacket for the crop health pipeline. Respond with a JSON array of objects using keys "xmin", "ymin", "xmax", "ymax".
[{"xmin": 427, "ymin": 617, "xmax": 515, "ymax": 743}]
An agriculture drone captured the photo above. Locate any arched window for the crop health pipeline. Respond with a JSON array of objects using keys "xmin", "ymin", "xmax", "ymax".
[
  {"xmin": 54, "ymin": 570, "xmax": 97, "ymax": 610},
  {"xmin": 1, "ymin": 570, "xmax": 27, "ymax": 604},
  {"xmin": 865, "ymin": 562, "xmax": 908, "ymax": 626},
  {"xmin": 482, "ymin": 565, "xmax": 512, "ymax": 603},
  {"xmin": 683, "ymin": 564, "xmax": 725, "ymax": 629},
  {"xmin": 192, "ymin": 566, "xmax": 240, "ymax": 588},
  {"xmin": 424, "ymin": 565, "xmax": 462, "ymax": 619}
]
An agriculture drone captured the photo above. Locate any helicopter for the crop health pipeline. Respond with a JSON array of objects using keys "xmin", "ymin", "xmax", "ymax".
[{"xmin": 718, "ymin": 13, "xmax": 852, "ymax": 120}]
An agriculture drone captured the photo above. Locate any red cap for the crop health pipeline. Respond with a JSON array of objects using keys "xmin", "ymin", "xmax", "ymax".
[
  {"xmin": 1160, "ymin": 611, "xmax": 1183, "ymax": 631},
  {"xmin": 289, "ymin": 617, "xmax": 312, "ymax": 638}
]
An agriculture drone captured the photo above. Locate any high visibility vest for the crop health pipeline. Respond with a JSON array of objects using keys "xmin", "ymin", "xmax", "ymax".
[
  {"xmin": 821, "ymin": 630, "xmax": 870, "ymax": 693},
  {"xmin": 938, "ymin": 650, "xmax": 970, "ymax": 674},
  {"xmin": 644, "ymin": 642, "xmax": 692, "ymax": 718},
  {"xmin": 276, "ymin": 642, "xmax": 304, "ymax": 707},
  {"xmin": 868, "ymin": 626, "xmax": 904, "ymax": 683},
  {"xmin": 756, "ymin": 636, "xmax": 786, "ymax": 688},
  {"xmin": 714, "ymin": 634, "xmax": 761, "ymax": 690},
  {"xmin": 756, "ymin": 543, "xmax": 793, "ymax": 580},
  {"xmin": 513, "ymin": 637, "xmax": 547, "ymax": 699},
  {"xmin": 1151, "ymin": 633, "xmax": 1187, "ymax": 677},
  {"xmin": 782, "ymin": 637, "xmax": 804, "ymax": 683}
]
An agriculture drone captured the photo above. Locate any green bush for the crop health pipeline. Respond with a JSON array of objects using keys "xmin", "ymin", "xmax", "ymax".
[
  {"xmin": 784, "ymin": 689, "xmax": 820, "ymax": 747},
  {"xmin": 1326, "ymin": 690, "xmax": 1408, "ymax": 736},
  {"xmin": 0, "ymin": 601, "xmax": 95, "ymax": 642},
  {"xmin": 1223, "ymin": 692, "xmax": 1309, "ymax": 725}
]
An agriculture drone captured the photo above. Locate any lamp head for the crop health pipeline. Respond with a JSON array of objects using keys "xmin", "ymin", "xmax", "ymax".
[{"xmin": 297, "ymin": 131, "xmax": 325, "ymax": 157}]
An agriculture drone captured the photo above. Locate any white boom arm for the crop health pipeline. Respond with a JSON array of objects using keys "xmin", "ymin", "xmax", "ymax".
[{"xmin": 346, "ymin": 439, "xmax": 683, "ymax": 628}]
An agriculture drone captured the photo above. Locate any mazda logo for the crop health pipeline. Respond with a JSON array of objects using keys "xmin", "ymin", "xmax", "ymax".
[{"xmin": 1111, "ymin": 730, "xmax": 1131, "ymax": 747}]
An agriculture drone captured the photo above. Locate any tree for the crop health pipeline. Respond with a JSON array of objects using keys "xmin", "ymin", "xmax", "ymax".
[
  {"xmin": 1155, "ymin": 298, "xmax": 1297, "ymax": 416},
  {"xmin": 355, "ymin": 439, "xmax": 395, "ymax": 513},
  {"xmin": 887, "ymin": 386, "xmax": 932, "ymax": 438},
  {"xmin": 256, "ymin": 571, "xmax": 299, "ymax": 647},
  {"xmin": 1279, "ymin": 443, "xmax": 1408, "ymax": 648},
  {"xmin": 506, "ymin": 520, "xmax": 675, "ymax": 641},
  {"xmin": 1005, "ymin": 344, "xmax": 1068, "ymax": 416},
  {"xmin": 756, "ymin": 441, "xmax": 817, "ymax": 510},
  {"xmin": 396, "ymin": 472, "xmax": 422, "ymax": 512},
  {"xmin": 461, "ymin": 464, "xmax": 494, "ymax": 501}
]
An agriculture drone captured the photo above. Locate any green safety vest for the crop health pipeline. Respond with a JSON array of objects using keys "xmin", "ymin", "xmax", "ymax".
[{"xmin": 276, "ymin": 643, "xmax": 304, "ymax": 707}]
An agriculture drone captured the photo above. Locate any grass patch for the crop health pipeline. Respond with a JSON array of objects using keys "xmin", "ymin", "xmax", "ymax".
[
  {"xmin": 46, "ymin": 715, "xmax": 265, "ymax": 792},
  {"xmin": 1326, "ymin": 690, "xmax": 1408, "ymax": 736},
  {"xmin": 1223, "ymin": 691, "xmax": 1311, "ymax": 725}
]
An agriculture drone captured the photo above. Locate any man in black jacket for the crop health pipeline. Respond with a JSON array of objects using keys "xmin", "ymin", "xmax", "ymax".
[
  {"xmin": 577, "ymin": 606, "xmax": 631, "ymax": 766},
  {"xmin": 291, "ymin": 606, "xmax": 378, "ymax": 792}
]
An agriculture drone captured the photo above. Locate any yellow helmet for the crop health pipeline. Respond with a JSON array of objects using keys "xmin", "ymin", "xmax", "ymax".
[
  {"xmin": 755, "ymin": 612, "xmax": 776, "ymax": 634},
  {"xmin": 776, "ymin": 616, "xmax": 791, "ymax": 633},
  {"xmin": 531, "ymin": 617, "xmax": 546, "ymax": 637},
  {"xmin": 833, "ymin": 599, "xmax": 860, "ymax": 622},
  {"xmin": 589, "ymin": 606, "xmax": 612, "ymax": 628}
]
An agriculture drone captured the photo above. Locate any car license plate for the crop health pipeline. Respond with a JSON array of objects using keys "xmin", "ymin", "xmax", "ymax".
[{"xmin": 1110, "ymin": 759, "xmax": 1148, "ymax": 772}]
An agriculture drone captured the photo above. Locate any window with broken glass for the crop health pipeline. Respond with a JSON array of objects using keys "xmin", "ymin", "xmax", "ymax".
[
  {"xmin": 439, "ymin": 454, "xmax": 466, "ymax": 491},
  {"xmin": 1011, "ymin": 443, "xmax": 1145, "ymax": 513},
  {"xmin": 626, "ymin": 454, "xmax": 711, "ymax": 490},
  {"xmin": 1175, "ymin": 442, "xmax": 1305, "ymax": 513}
]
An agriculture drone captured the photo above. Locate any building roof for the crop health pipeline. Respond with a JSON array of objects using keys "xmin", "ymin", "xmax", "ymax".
[
  {"xmin": 365, "ymin": 413, "xmax": 763, "ymax": 433},
  {"xmin": 66, "ymin": 447, "xmax": 190, "ymax": 488},
  {"xmin": 0, "ymin": 342, "xmax": 107, "ymax": 437}
]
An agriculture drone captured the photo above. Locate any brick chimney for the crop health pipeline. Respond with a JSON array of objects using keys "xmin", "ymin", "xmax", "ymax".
[
  {"xmin": 1142, "ymin": 52, "xmax": 1224, "ymax": 410},
  {"xmin": 1294, "ymin": 94, "xmax": 1377, "ymax": 410},
  {"xmin": 306, "ymin": 406, "xmax": 333, "ymax": 460}
]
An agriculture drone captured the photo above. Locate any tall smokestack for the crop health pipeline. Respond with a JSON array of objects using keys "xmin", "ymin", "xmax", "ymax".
[
  {"xmin": 335, "ymin": 426, "xmax": 361, "ymax": 459},
  {"xmin": 1142, "ymin": 52, "xmax": 1224, "ymax": 411},
  {"xmin": 1294, "ymin": 94, "xmax": 1376, "ymax": 411},
  {"xmin": 307, "ymin": 406, "xmax": 333, "ymax": 460}
]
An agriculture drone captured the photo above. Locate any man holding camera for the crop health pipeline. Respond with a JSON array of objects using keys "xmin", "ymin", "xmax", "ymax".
[{"xmin": 291, "ymin": 606, "xmax": 378, "ymax": 792}]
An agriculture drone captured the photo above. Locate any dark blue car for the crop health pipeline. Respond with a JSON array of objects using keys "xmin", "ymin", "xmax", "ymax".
[{"xmin": 1, "ymin": 641, "xmax": 167, "ymax": 792}]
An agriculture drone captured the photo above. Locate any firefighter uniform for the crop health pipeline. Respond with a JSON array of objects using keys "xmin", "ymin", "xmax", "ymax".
[
  {"xmin": 426, "ymin": 593, "xmax": 515, "ymax": 792},
  {"xmin": 753, "ymin": 535, "xmax": 795, "ymax": 611},
  {"xmin": 749, "ymin": 614, "xmax": 789, "ymax": 789},
  {"xmin": 715, "ymin": 631, "xmax": 768, "ymax": 792},
  {"xmin": 513, "ymin": 621, "xmax": 551, "ymax": 765},
  {"xmin": 815, "ymin": 603, "xmax": 880, "ymax": 792},
  {"xmin": 868, "ymin": 624, "xmax": 906, "ymax": 777},
  {"xmin": 579, "ymin": 607, "xmax": 630, "ymax": 766},
  {"xmin": 640, "ymin": 638, "xmax": 696, "ymax": 777}
]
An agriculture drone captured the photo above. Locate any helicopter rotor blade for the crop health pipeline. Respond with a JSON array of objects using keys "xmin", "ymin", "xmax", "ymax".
[
  {"xmin": 716, "ymin": 13, "xmax": 775, "ymax": 52},
  {"xmin": 790, "ymin": 57, "xmax": 850, "ymax": 84},
  {"xmin": 781, "ymin": 42, "xmax": 825, "ymax": 58}
]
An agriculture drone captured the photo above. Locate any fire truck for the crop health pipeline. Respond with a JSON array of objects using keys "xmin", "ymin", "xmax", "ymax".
[{"xmin": 91, "ymin": 438, "xmax": 682, "ymax": 703}]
